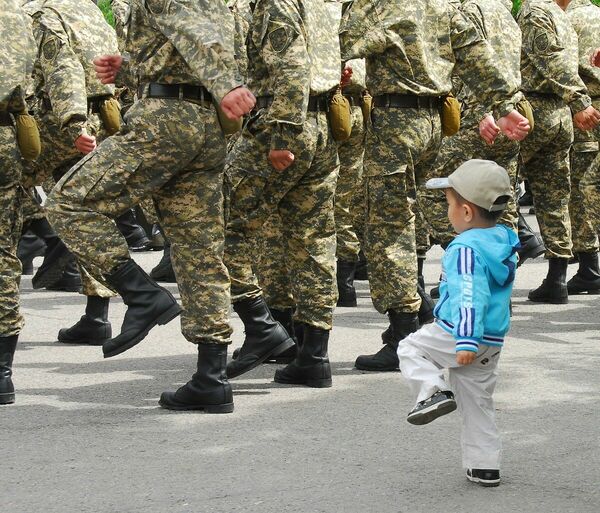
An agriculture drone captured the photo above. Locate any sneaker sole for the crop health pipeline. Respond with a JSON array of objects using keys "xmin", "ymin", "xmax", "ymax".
[
  {"xmin": 227, "ymin": 338, "xmax": 295, "ymax": 379},
  {"xmin": 407, "ymin": 398, "xmax": 457, "ymax": 425},
  {"xmin": 103, "ymin": 303, "xmax": 182, "ymax": 358},
  {"xmin": 158, "ymin": 399, "xmax": 234, "ymax": 413},
  {"xmin": 467, "ymin": 474, "xmax": 500, "ymax": 487}
]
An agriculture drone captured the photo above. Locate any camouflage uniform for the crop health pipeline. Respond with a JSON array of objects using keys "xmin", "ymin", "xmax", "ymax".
[
  {"xmin": 225, "ymin": 0, "xmax": 341, "ymax": 330},
  {"xmin": 46, "ymin": 0, "xmax": 244, "ymax": 345},
  {"xmin": 340, "ymin": 0, "xmax": 522, "ymax": 316},
  {"xmin": 0, "ymin": 1, "xmax": 36, "ymax": 337},
  {"xmin": 423, "ymin": 0, "xmax": 522, "ymax": 246},
  {"xmin": 566, "ymin": 0, "xmax": 600, "ymax": 253},
  {"xmin": 518, "ymin": 0, "xmax": 592, "ymax": 260}
]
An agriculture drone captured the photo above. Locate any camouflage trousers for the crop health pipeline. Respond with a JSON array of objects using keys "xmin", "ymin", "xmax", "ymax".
[
  {"xmin": 363, "ymin": 105, "xmax": 443, "ymax": 315},
  {"xmin": 225, "ymin": 110, "xmax": 339, "ymax": 330},
  {"xmin": 0, "ymin": 124, "xmax": 24, "ymax": 336},
  {"xmin": 335, "ymin": 105, "xmax": 365, "ymax": 262},
  {"xmin": 569, "ymin": 98, "xmax": 600, "ymax": 254},
  {"xmin": 21, "ymin": 108, "xmax": 113, "ymax": 298},
  {"xmin": 520, "ymin": 96, "xmax": 573, "ymax": 259},
  {"xmin": 46, "ymin": 98, "xmax": 232, "ymax": 344},
  {"xmin": 423, "ymin": 121, "xmax": 520, "ymax": 246}
]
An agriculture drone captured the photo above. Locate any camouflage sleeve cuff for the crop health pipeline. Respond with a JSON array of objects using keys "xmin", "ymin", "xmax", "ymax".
[
  {"xmin": 568, "ymin": 94, "xmax": 592, "ymax": 115},
  {"xmin": 270, "ymin": 122, "xmax": 303, "ymax": 151},
  {"xmin": 115, "ymin": 58, "xmax": 136, "ymax": 90},
  {"xmin": 492, "ymin": 92, "xmax": 523, "ymax": 120},
  {"xmin": 64, "ymin": 119, "xmax": 87, "ymax": 143},
  {"xmin": 208, "ymin": 77, "xmax": 245, "ymax": 106}
]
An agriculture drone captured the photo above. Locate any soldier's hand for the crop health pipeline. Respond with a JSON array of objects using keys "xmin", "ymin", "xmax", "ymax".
[
  {"xmin": 456, "ymin": 350, "xmax": 476, "ymax": 366},
  {"xmin": 479, "ymin": 115, "xmax": 500, "ymax": 145},
  {"xmin": 591, "ymin": 48, "xmax": 600, "ymax": 67},
  {"xmin": 93, "ymin": 55, "xmax": 123, "ymax": 84},
  {"xmin": 220, "ymin": 87, "xmax": 256, "ymax": 120},
  {"xmin": 269, "ymin": 150, "xmax": 295, "ymax": 171},
  {"xmin": 497, "ymin": 110, "xmax": 530, "ymax": 141},
  {"xmin": 573, "ymin": 106, "xmax": 600, "ymax": 131},
  {"xmin": 340, "ymin": 66, "xmax": 353, "ymax": 87},
  {"xmin": 74, "ymin": 133, "xmax": 96, "ymax": 155}
]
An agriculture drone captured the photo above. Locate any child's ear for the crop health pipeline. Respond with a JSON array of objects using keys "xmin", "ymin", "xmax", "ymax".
[{"xmin": 463, "ymin": 202, "xmax": 474, "ymax": 222}]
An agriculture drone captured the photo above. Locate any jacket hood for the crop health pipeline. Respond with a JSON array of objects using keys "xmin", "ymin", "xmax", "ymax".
[{"xmin": 449, "ymin": 224, "xmax": 519, "ymax": 287}]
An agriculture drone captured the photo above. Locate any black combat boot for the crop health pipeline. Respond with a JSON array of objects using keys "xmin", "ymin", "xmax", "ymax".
[
  {"xmin": 29, "ymin": 218, "xmax": 73, "ymax": 289},
  {"xmin": 17, "ymin": 231, "xmax": 46, "ymax": 275},
  {"xmin": 45, "ymin": 257, "xmax": 82, "ymax": 292},
  {"xmin": 355, "ymin": 310, "xmax": 419, "ymax": 371},
  {"xmin": 567, "ymin": 252, "xmax": 600, "ymax": 294},
  {"xmin": 528, "ymin": 258, "xmax": 569, "ymax": 304},
  {"xmin": 227, "ymin": 296, "xmax": 295, "ymax": 378},
  {"xmin": 337, "ymin": 259, "xmax": 357, "ymax": 307},
  {"xmin": 381, "ymin": 284, "xmax": 434, "ymax": 344},
  {"xmin": 0, "ymin": 335, "xmax": 18, "ymax": 405},
  {"xmin": 417, "ymin": 257, "xmax": 426, "ymax": 290},
  {"xmin": 354, "ymin": 250, "xmax": 368, "ymax": 281},
  {"xmin": 159, "ymin": 343, "xmax": 233, "ymax": 413},
  {"xmin": 150, "ymin": 243, "xmax": 177, "ymax": 283},
  {"xmin": 274, "ymin": 324, "xmax": 332, "ymax": 388},
  {"xmin": 149, "ymin": 224, "xmax": 165, "ymax": 251},
  {"xmin": 116, "ymin": 209, "xmax": 151, "ymax": 252},
  {"xmin": 517, "ymin": 212, "xmax": 545, "ymax": 267},
  {"xmin": 102, "ymin": 259, "xmax": 182, "ymax": 358},
  {"xmin": 57, "ymin": 296, "xmax": 111, "ymax": 345}
]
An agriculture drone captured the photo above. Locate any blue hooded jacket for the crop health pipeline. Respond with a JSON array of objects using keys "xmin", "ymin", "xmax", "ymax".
[{"xmin": 434, "ymin": 224, "xmax": 519, "ymax": 353}]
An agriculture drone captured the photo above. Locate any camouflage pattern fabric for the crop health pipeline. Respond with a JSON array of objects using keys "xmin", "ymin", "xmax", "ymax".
[
  {"xmin": 518, "ymin": 0, "xmax": 592, "ymax": 259},
  {"xmin": 340, "ymin": 0, "xmax": 524, "ymax": 315},
  {"xmin": 47, "ymin": 0, "xmax": 244, "ymax": 344},
  {"xmin": 227, "ymin": 0, "xmax": 252, "ymax": 81},
  {"xmin": 111, "ymin": 0, "xmax": 131, "ymax": 51},
  {"xmin": 0, "ymin": 0, "xmax": 36, "ymax": 336},
  {"xmin": 567, "ymin": 0, "xmax": 600, "ymax": 253}
]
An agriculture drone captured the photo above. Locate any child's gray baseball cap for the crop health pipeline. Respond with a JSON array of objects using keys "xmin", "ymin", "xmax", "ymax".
[{"xmin": 425, "ymin": 159, "xmax": 511, "ymax": 212}]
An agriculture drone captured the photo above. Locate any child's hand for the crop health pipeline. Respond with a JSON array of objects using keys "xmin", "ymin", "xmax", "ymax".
[{"xmin": 456, "ymin": 351, "xmax": 476, "ymax": 365}]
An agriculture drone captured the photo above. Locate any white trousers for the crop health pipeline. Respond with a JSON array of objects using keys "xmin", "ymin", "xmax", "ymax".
[{"xmin": 397, "ymin": 322, "xmax": 502, "ymax": 470}]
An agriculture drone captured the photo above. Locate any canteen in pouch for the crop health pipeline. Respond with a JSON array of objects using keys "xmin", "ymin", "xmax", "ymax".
[
  {"xmin": 15, "ymin": 111, "xmax": 41, "ymax": 161},
  {"xmin": 441, "ymin": 94, "xmax": 461, "ymax": 137},
  {"xmin": 99, "ymin": 97, "xmax": 122, "ymax": 135},
  {"xmin": 328, "ymin": 87, "xmax": 352, "ymax": 142}
]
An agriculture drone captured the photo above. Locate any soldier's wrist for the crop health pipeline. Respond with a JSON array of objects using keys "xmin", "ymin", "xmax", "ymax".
[
  {"xmin": 569, "ymin": 95, "xmax": 592, "ymax": 116},
  {"xmin": 65, "ymin": 120, "xmax": 87, "ymax": 142}
]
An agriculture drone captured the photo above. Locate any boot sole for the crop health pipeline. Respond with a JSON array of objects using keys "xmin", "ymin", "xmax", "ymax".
[
  {"xmin": 528, "ymin": 296, "xmax": 569, "ymax": 304},
  {"xmin": 355, "ymin": 364, "xmax": 399, "ymax": 372},
  {"xmin": 57, "ymin": 338, "xmax": 108, "ymax": 346},
  {"xmin": 103, "ymin": 303, "xmax": 182, "ymax": 358},
  {"xmin": 337, "ymin": 299, "xmax": 358, "ymax": 307},
  {"xmin": 158, "ymin": 399, "xmax": 234, "ymax": 413},
  {"xmin": 273, "ymin": 375, "xmax": 332, "ymax": 388},
  {"xmin": 227, "ymin": 338, "xmax": 295, "ymax": 379},
  {"xmin": 407, "ymin": 399, "xmax": 457, "ymax": 425},
  {"xmin": 0, "ymin": 392, "xmax": 15, "ymax": 405}
]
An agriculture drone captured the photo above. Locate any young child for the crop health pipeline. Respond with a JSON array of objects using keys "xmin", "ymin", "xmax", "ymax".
[{"xmin": 397, "ymin": 159, "xmax": 519, "ymax": 487}]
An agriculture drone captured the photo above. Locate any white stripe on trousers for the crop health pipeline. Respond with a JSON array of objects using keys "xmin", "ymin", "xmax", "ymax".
[{"xmin": 397, "ymin": 322, "xmax": 502, "ymax": 470}]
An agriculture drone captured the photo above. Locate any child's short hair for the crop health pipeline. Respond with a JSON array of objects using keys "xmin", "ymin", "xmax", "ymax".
[{"xmin": 454, "ymin": 191, "xmax": 511, "ymax": 222}]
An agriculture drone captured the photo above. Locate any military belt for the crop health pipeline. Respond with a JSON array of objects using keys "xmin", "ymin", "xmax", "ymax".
[
  {"xmin": 373, "ymin": 94, "xmax": 441, "ymax": 110},
  {"xmin": 343, "ymin": 94, "xmax": 364, "ymax": 106},
  {"xmin": 0, "ymin": 111, "xmax": 13, "ymax": 127},
  {"xmin": 254, "ymin": 95, "xmax": 330, "ymax": 112},
  {"xmin": 139, "ymin": 83, "xmax": 213, "ymax": 106}
]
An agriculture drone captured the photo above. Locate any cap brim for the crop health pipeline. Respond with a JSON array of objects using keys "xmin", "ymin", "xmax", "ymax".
[{"xmin": 425, "ymin": 178, "xmax": 451, "ymax": 190}]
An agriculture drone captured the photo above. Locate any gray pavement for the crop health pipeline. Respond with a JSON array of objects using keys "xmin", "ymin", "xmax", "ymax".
[{"xmin": 2, "ymin": 213, "xmax": 599, "ymax": 513}]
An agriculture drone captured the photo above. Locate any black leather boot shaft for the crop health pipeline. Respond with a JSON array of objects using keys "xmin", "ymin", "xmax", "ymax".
[
  {"xmin": 102, "ymin": 259, "xmax": 182, "ymax": 358},
  {"xmin": 159, "ymin": 343, "xmax": 233, "ymax": 413},
  {"xmin": 30, "ymin": 219, "xmax": 74, "ymax": 290},
  {"xmin": 382, "ymin": 285, "xmax": 434, "ymax": 344},
  {"xmin": 528, "ymin": 258, "xmax": 568, "ymax": 304},
  {"xmin": 336, "ymin": 259, "xmax": 357, "ymax": 307},
  {"xmin": 227, "ymin": 296, "xmax": 295, "ymax": 378},
  {"xmin": 0, "ymin": 335, "xmax": 18, "ymax": 405},
  {"xmin": 356, "ymin": 311, "xmax": 418, "ymax": 372},
  {"xmin": 116, "ymin": 209, "xmax": 150, "ymax": 251},
  {"xmin": 354, "ymin": 250, "xmax": 368, "ymax": 281},
  {"xmin": 567, "ymin": 252, "xmax": 600, "ymax": 294},
  {"xmin": 274, "ymin": 324, "xmax": 332, "ymax": 388},
  {"xmin": 17, "ymin": 232, "xmax": 46, "ymax": 275},
  {"xmin": 417, "ymin": 257, "xmax": 425, "ymax": 289},
  {"xmin": 58, "ymin": 296, "xmax": 111, "ymax": 346},
  {"xmin": 46, "ymin": 256, "xmax": 82, "ymax": 292},
  {"xmin": 517, "ymin": 212, "xmax": 545, "ymax": 266},
  {"xmin": 150, "ymin": 243, "xmax": 176, "ymax": 282}
]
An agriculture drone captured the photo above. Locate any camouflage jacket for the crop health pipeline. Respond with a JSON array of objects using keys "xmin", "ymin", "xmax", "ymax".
[
  {"xmin": 29, "ymin": 0, "xmax": 117, "ymax": 135},
  {"xmin": 227, "ymin": 0, "xmax": 252, "ymax": 80},
  {"xmin": 0, "ymin": 0, "xmax": 36, "ymax": 113},
  {"xmin": 246, "ymin": 0, "xmax": 340, "ymax": 132},
  {"xmin": 456, "ymin": 0, "xmax": 522, "ymax": 123},
  {"xmin": 111, "ymin": 0, "xmax": 131, "ymax": 52},
  {"xmin": 119, "ymin": 0, "xmax": 243, "ymax": 103},
  {"xmin": 519, "ymin": 0, "xmax": 591, "ymax": 113},
  {"xmin": 339, "ymin": 0, "xmax": 521, "ymax": 117},
  {"xmin": 566, "ymin": 0, "xmax": 600, "ymax": 98}
]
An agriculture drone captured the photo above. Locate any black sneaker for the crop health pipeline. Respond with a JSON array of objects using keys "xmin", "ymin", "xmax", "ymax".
[
  {"xmin": 466, "ymin": 468, "xmax": 500, "ymax": 487},
  {"xmin": 406, "ymin": 390, "xmax": 457, "ymax": 425}
]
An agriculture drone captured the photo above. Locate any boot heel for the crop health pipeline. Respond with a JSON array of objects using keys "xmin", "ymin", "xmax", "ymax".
[
  {"xmin": 157, "ymin": 303, "xmax": 183, "ymax": 325},
  {"xmin": 305, "ymin": 377, "xmax": 332, "ymax": 388},
  {"xmin": 0, "ymin": 392, "xmax": 15, "ymax": 405},
  {"xmin": 273, "ymin": 337, "xmax": 295, "ymax": 356},
  {"xmin": 205, "ymin": 402, "xmax": 234, "ymax": 414}
]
